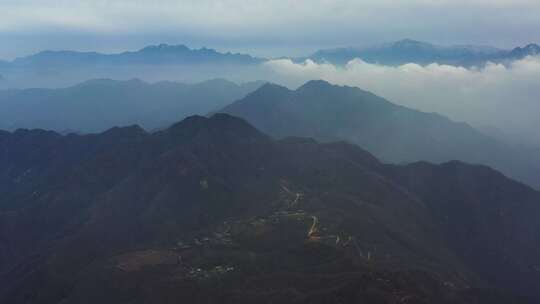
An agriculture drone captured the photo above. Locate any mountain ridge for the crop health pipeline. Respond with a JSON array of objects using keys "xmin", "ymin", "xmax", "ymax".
[
  {"xmin": 1, "ymin": 113, "xmax": 539, "ymax": 303},
  {"xmin": 220, "ymin": 80, "xmax": 540, "ymax": 189},
  {"xmin": 0, "ymin": 78, "xmax": 265, "ymax": 133},
  {"xmin": 8, "ymin": 43, "xmax": 264, "ymax": 67},
  {"xmin": 3, "ymin": 40, "xmax": 540, "ymax": 69},
  {"xmin": 302, "ymin": 39, "xmax": 539, "ymax": 66}
]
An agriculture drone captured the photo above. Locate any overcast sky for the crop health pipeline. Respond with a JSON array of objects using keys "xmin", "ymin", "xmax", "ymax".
[{"xmin": 1, "ymin": 0, "xmax": 540, "ymax": 59}]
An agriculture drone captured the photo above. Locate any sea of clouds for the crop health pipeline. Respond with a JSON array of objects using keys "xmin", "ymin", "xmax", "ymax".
[{"xmin": 264, "ymin": 56, "xmax": 540, "ymax": 146}]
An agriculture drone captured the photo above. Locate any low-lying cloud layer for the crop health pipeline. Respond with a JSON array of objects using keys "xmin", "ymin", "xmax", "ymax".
[{"xmin": 265, "ymin": 57, "xmax": 540, "ymax": 146}]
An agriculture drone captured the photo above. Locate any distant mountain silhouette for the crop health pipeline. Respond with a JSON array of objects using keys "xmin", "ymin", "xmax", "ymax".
[
  {"xmin": 1, "ymin": 40, "xmax": 539, "ymax": 88},
  {"xmin": 4, "ymin": 40, "xmax": 540, "ymax": 69},
  {"xmin": 0, "ymin": 78, "xmax": 264, "ymax": 133},
  {"xmin": 2, "ymin": 40, "xmax": 539, "ymax": 73},
  {"xmin": 302, "ymin": 39, "xmax": 540, "ymax": 66},
  {"xmin": 0, "ymin": 44, "xmax": 266, "ymax": 88},
  {"xmin": 8, "ymin": 44, "xmax": 263, "ymax": 67},
  {"xmin": 220, "ymin": 80, "xmax": 540, "ymax": 188},
  {"xmin": 506, "ymin": 43, "xmax": 540, "ymax": 60},
  {"xmin": 0, "ymin": 114, "xmax": 538, "ymax": 303}
]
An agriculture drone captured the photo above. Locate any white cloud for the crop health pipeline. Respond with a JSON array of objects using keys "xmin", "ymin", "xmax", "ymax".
[
  {"xmin": 264, "ymin": 56, "xmax": 540, "ymax": 145},
  {"xmin": 1, "ymin": 1, "xmax": 539, "ymax": 144}
]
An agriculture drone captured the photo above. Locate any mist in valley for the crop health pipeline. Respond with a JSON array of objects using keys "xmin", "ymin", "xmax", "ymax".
[
  {"xmin": 265, "ymin": 56, "xmax": 540, "ymax": 147},
  {"xmin": 2, "ymin": 1, "xmax": 540, "ymax": 303}
]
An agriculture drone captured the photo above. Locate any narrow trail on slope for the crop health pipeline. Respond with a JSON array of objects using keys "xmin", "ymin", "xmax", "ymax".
[
  {"xmin": 281, "ymin": 184, "xmax": 302, "ymax": 208},
  {"xmin": 308, "ymin": 216, "xmax": 319, "ymax": 238},
  {"xmin": 292, "ymin": 193, "xmax": 300, "ymax": 205}
]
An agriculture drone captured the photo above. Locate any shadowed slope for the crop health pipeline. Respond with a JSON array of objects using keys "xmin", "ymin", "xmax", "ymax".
[{"xmin": 0, "ymin": 114, "xmax": 538, "ymax": 303}]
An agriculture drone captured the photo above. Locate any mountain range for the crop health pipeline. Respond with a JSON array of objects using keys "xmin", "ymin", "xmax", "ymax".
[
  {"xmin": 0, "ymin": 40, "xmax": 539, "ymax": 89},
  {"xmin": 301, "ymin": 39, "xmax": 540, "ymax": 66},
  {"xmin": 1, "ymin": 39, "xmax": 538, "ymax": 73},
  {"xmin": 4, "ymin": 40, "xmax": 539, "ymax": 69},
  {"xmin": 5, "ymin": 44, "xmax": 263, "ymax": 68},
  {"xmin": 0, "ymin": 44, "xmax": 266, "ymax": 89},
  {"xmin": 0, "ymin": 40, "xmax": 539, "ymax": 304},
  {"xmin": 0, "ymin": 113, "xmax": 539, "ymax": 303},
  {"xmin": 2, "ymin": 77, "xmax": 539, "ymax": 190},
  {"xmin": 0, "ymin": 78, "xmax": 264, "ymax": 133},
  {"xmin": 220, "ymin": 80, "xmax": 540, "ymax": 189}
]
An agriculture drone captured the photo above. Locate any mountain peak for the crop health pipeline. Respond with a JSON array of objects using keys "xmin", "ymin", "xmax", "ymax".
[
  {"xmin": 390, "ymin": 39, "xmax": 434, "ymax": 49},
  {"xmin": 394, "ymin": 38, "xmax": 424, "ymax": 45},
  {"xmin": 139, "ymin": 44, "xmax": 190, "ymax": 52},
  {"xmin": 508, "ymin": 43, "xmax": 540, "ymax": 58},
  {"xmin": 524, "ymin": 43, "xmax": 540, "ymax": 53},
  {"xmin": 101, "ymin": 124, "xmax": 147, "ymax": 138},
  {"xmin": 297, "ymin": 79, "xmax": 335, "ymax": 91},
  {"xmin": 166, "ymin": 113, "xmax": 267, "ymax": 142},
  {"xmin": 391, "ymin": 38, "xmax": 433, "ymax": 48},
  {"xmin": 250, "ymin": 82, "xmax": 291, "ymax": 96}
]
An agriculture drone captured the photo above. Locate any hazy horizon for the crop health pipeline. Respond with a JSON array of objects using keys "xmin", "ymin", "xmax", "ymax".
[
  {"xmin": 1, "ymin": 1, "xmax": 540, "ymax": 148},
  {"xmin": 1, "ymin": 0, "xmax": 540, "ymax": 60},
  {"xmin": 0, "ymin": 38, "xmax": 535, "ymax": 62}
]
